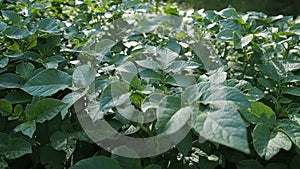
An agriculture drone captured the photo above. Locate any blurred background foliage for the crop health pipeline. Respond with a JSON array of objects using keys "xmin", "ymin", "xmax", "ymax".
[{"xmin": 163, "ymin": 0, "xmax": 300, "ymax": 16}]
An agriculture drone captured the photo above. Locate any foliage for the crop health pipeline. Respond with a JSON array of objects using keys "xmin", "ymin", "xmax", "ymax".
[{"xmin": 0, "ymin": 0, "xmax": 299, "ymax": 169}]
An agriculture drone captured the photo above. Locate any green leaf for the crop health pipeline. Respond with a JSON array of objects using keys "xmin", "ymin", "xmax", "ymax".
[
  {"xmin": 165, "ymin": 74, "xmax": 196, "ymax": 87},
  {"xmin": 217, "ymin": 29, "xmax": 234, "ymax": 42},
  {"xmin": 248, "ymin": 101, "xmax": 276, "ymax": 125},
  {"xmin": 14, "ymin": 121, "xmax": 36, "ymax": 138},
  {"xmin": 61, "ymin": 89, "xmax": 88, "ymax": 119},
  {"xmin": 1, "ymin": 10, "xmax": 21, "ymax": 25},
  {"xmin": 0, "ymin": 133, "xmax": 32, "ymax": 160},
  {"xmin": 156, "ymin": 48, "xmax": 178, "ymax": 69},
  {"xmin": 241, "ymin": 34, "xmax": 253, "ymax": 48},
  {"xmin": 39, "ymin": 18, "xmax": 59, "ymax": 33},
  {"xmin": 218, "ymin": 8, "xmax": 238, "ymax": 18},
  {"xmin": 257, "ymin": 78, "xmax": 276, "ymax": 90},
  {"xmin": 139, "ymin": 69, "xmax": 161, "ymax": 80},
  {"xmin": 4, "ymin": 90, "xmax": 32, "ymax": 104},
  {"xmin": 50, "ymin": 131, "xmax": 76, "ymax": 159},
  {"xmin": 25, "ymin": 98, "xmax": 64, "ymax": 123},
  {"xmin": 0, "ymin": 99, "xmax": 12, "ymax": 116},
  {"xmin": 0, "ymin": 21, "xmax": 7, "ymax": 32},
  {"xmin": 259, "ymin": 64, "xmax": 280, "ymax": 82},
  {"xmin": 0, "ymin": 57, "xmax": 8, "ymax": 68},
  {"xmin": 192, "ymin": 82, "xmax": 250, "ymax": 153},
  {"xmin": 253, "ymin": 124, "xmax": 292, "ymax": 160},
  {"xmin": 176, "ymin": 131, "xmax": 192, "ymax": 156},
  {"xmin": 157, "ymin": 103, "xmax": 192, "ymax": 135},
  {"xmin": 135, "ymin": 60, "xmax": 160, "ymax": 70},
  {"xmin": 237, "ymin": 160, "xmax": 264, "ymax": 169},
  {"xmin": 69, "ymin": 156, "xmax": 122, "ymax": 169},
  {"xmin": 99, "ymin": 81, "xmax": 130, "ymax": 111},
  {"xmin": 234, "ymin": 32, "xmax": 242, "ymax": 49},
  {"xmin": 37, "ymin": 35, "xmax": 61, "ymax": 56},
  {"xmin": 0, "ymin": 73, "xmax": 25, "ymax": 88},
  {"xmin": 3, "ymin": 26, "xmax": 30, "ymax": 39},
  {"xmin": 16, "ymin": 62, "xmax": 35, "ymax": 79},
  {"xmin": 277, "ymin": 119, "xmax": 300, "ymax": 149},
  {"xmin": 73, "ymin": 65, "xmax": 96, "ymax": 88},
  {"xmin": 21, "ymin": 68, "xmax": 72, "ymax": 97},
  {"xmin": 167, "ymin": 39, "xmax": 181, "ymax": 54},
  {"xmin": 282, "ymin": 87, "xmax": 300, "ymax": 97}
]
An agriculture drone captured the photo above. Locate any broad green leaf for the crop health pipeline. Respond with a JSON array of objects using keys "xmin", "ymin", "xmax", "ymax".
[
  {"xmin": 1, "ymin": 10, "xmax": 21, "ymax": 25},
  {"xmin": 135, "ymin": 60, "xmax": 160, "ymax": 70},
  {"xmin": 50, "ymin": 131, "xmax": 76, "ymax": 159},
  {"xmin": 248, "ymin": 101, "xmax": 276, "ymax": 125},
  {"xmin": 165, "ymin": 74, "xmax": 196, "ymax": 87},
  {"xmin": 139, "ymin": 69, "xmax": 161, "ymax": 80},
  {"xmin": 61, "ymin": 89, "xmax": 88, "ymax": 119},
  {"xmin": 257, "ymin": 78, "xmax": 276, "ymax": 90},
  {"xmin": 218, "ymin": 8, "xmax": 238, "ymax": 18},
  {"xmin": 73, "ymin": 65, "xmax": 96, "ymax": 88},
  {"xmin": 0, "ymin": 99, "xmax": 12, "ymax": 116},
  {"xmin": 167, "ymin": 39, "xmax": 181, "ymax": 54},
  {"xmin": 112, "ymin": 146, "xmax": 142, "ymax": 169},
  {"xmin": 192, "ymin": 82, "xmax": 250, "ymax": 153},
  {"xmin": 233, "ymin": 32, "xmax": 242, "ymax": 49},
  {"xmin": 141, "ymin": 93, "xmax": 165, "ymax": 112},
  {"xmin": 157, "ymin": 48, "xmax": 178, "ymax": 69},
  {"xmin": 253, "ymin": 124, "xmax": 292, "ymax": 160},
  {"xmin": 14, "ymin": 121, "xmax": 36, "ymax": 138},
  {"xmin": 259, "ymin": 64, "xmax": 280, "ymax": 81},
  {"xmin": 0, "ymin": 133, "xmax": 32, "ymax": 160},
  {"xmin": 117, "ymin": 62, "xmax": 142, "ymax": 90},
  {"xmin": 4, "ymin": 90, "xmax": 32, "ymax": 104},
  {"xmin": 217, "ymin": 29, "xmax": 234, "ymax": 42},
  {"xmin": 39, "ymin": 18, "xmax": 59, "ymax": 33},
  {"xmin": 0, "ymin": 57, "xmax": 8, "ymax": 68},
  {"xmin": 277, "ymin": 119, "xmax": 300, "ymax": 149},
  {"xmin": 99, "ymin": 82, "xmax": 130, "ymax": 111},
  {"xmin": 156, "ymin": 96, "xmax": 181, "ymax": 131},
  {"xmin": 25, "ymin": 98, "xmax": 64, "ymax": 123},
  {"xmin": 241, "ymin": 34, "xmax": 253, "ymax": 47},
  {"xmin": 176, "ymin": 131, "xmax": 192, "ymax": 155},
  {"xmin": 37, "ymin": 35, "xmax": 61, "ymax": 56},
  {"xmin": 0, "ymin": 73, "xmax": 25, "ymax": 88},
  {"xmin": 16, "ymin": 62, "xmax": 35, "ymax": 79},
  {"xmin": 237, "ymin": 160, "xmax": 264, "ymax": 169},
  {"xmin": 69, "ymin": 156, "xmax": 122, "ymax": 169},
  {"xmin": 282, "ymin": 87, "xmax": 300, "ymax": 97},
  {"xmin": 0, "ymin": 21, "xmax": 7, "ymax": 32},
  {"xmin": 195, "ymin": 104, "xmax": 250, "ymax": 154},
  {"xmin": 22, "ymin": 68, "xmax": 72, "ymax": 97},
  {"xmin": 3, "ymin": 26, "xmax": 30, "ymax": 39},
  {"xmin": 199, "ymin": 82, "xmax": 250, "ymax": 109}
]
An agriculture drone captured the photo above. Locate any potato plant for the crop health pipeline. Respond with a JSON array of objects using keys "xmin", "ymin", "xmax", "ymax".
[{"xmin": 0, "ymin": 0, "xmax": 299, "ymax": 169}]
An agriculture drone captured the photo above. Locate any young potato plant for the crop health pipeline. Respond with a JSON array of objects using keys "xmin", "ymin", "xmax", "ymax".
[{"xmin": 0, "ymin": 0, "xmax": 299, "ymax": 169}]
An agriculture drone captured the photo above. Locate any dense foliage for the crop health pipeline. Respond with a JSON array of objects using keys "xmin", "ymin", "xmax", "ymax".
[{"xmin": 0, "ymin": 0, "xmax": 299, "ymax": 169}]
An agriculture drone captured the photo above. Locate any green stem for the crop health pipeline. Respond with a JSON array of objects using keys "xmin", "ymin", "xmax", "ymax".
[{"xmin": 138, "ymin": 123, "xmax": 152, "ymax": 136}]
